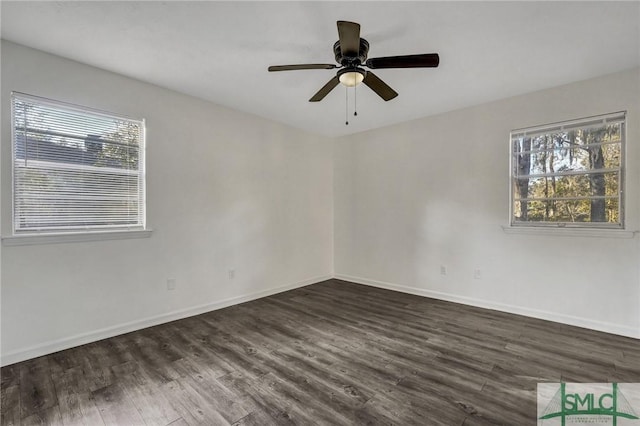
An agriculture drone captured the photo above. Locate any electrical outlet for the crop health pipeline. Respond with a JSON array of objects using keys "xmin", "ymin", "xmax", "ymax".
[
  {"xmin": 440, "ymin": 265, "xmax": 447, "ymax": 275},
  {"xmin": 473, "ymin": 269, "xmax": 481, "ymax": 280},
  {"xmin": 167, "ymin": 278, "xmax": 176, "ymax": 290},
  {"xmin": 228, "ymin": 269, "xmax": 235, "ymax": 280}
]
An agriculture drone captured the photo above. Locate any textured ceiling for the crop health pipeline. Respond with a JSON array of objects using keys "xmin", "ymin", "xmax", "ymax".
[{"xmin": 2, "ymin": 1, "xmax": 639, "ymax": 137}]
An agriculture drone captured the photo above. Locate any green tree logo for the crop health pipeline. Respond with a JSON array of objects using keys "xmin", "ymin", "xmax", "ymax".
[{"xmin": 539, "ymin": 383, "xmax": 639, "ymax": 425}]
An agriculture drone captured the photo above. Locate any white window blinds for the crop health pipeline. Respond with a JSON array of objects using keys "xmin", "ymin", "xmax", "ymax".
[{"xmin": 11, "ymin": 92, "xmax": 146, "ymax": 234}]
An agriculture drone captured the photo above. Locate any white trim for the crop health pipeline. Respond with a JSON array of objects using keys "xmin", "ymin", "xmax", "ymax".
[
  {"xmin": 511, "ymin": 111, "xmax": 626, "ymax": 137},
  {"xmin": 334, "ymin": 273, "xmax": 640, "ymax": 340},
  {"xmin": 2, "ymin": 229, "xmax": 153, "ymax": 246},
  {"xmin": 0, "ymin": 274, "xmax": 332, "ymax": 366},
  {"xmin": 501, "ymin": 225, "xmax": 637, "ymax": 238}
]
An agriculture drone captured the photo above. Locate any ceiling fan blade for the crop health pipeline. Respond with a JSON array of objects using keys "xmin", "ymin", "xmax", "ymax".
[
  {"xmin": 309, "ymin": 76, "xmax": 340, "ymax": 102},
  {"xmin": 268, "ymin": 64, "xmax": 337, "ymax": 72},
  {"xmin": 366, "ymin": 53, "xmax": 440, "ymax": 69},
  {"xmin": 362, "ymin": 71, "xmax": 398, "ymax": 101},
  {"xmin": 337, "ymin": 21, "xmax": 361, "ymax": 55}
]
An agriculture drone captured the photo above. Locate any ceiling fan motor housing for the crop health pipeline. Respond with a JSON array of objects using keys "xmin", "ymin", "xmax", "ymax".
[{"xmin": 333, "ymin": 38, "xmax": 370, "ymax": 66}]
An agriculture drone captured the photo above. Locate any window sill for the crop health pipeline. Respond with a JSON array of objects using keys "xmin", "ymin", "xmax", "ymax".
[
  {"xmin": 1, "ymin": 229, "xmax": 153, "ymax": 246},
  {"xmin": 501, "ymin": 225, "xmax": 637, "ymax": 239}
]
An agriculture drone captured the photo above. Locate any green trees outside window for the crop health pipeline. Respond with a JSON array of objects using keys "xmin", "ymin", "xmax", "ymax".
[{"xmin": 511, "ymin": 113, "xmax": 624, "ymax": 228}]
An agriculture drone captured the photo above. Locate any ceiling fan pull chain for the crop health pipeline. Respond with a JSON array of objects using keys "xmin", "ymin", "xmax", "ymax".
[
  {"xmin": 354, "ymin": 84, "xmax": 358, "ymax": 117},
  {"xmin": 345, "ymin": 86, "xmax": 349, "ymax": 125}
]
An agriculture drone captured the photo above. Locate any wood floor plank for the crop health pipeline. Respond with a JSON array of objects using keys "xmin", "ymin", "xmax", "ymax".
[
  {"xmin": 51, "ymin": 367, "xmax": 88, "ymax": 425},
  {"xmin": 116, "ymin": 364, "xmax": 182, "ymax": 426},
  {"xmin": 125, "ymin": 332, "xmax": 182, "ymax": 383},
  {"xmin": 20, "ymin": 405, "xmax": 62, "ymax": 426},
  {"xmin": 359, "ymin": 391, "xmax": 462, "ymax": 426},
  {"xmin": 216, "ymin": 372, "xmax": 298, "ymax": 426},
  {"xmin": 232, "ymin": 371, "xmax": 337, "ymax": 425},
  {"xmin": 91, "ymin": 382, "xmax": 145, "ymax": 426},
  {"xmin": 47, "ymin": 347, "xmax": 84, "ymax": 377},
  {"xmin": 160, "ymin": 377, "xmax": 230, "ymax": 425},
  {"xmin": 171, "ymin": 357, "xmax": 251, "ymax": 424},
  {"xmin": 160, "ymin": 324, "xmax": 234, "ymax": 378},
  {"xmin": 75, "ymin": 391, "xmax": 105, "ymax": 426},
  {"xmin": 231, "ymin": 410, "xmax": 280, "ymax": 426},
  {"xmin": 3, "ymin": 279, "xmax": 639, "ymax": 425},
  {"xmin": 179, "ymin": 320, "xmax": 267, "ymax": 380},
  {"xmin": 18, "ymin": 358, "xmax": 57, "ymax": 419},
  {"xmin": 460, "ymin": 383, "xmax": 535, "ymax": 425},
  {"xmin": 255, "ymin": 349, "xmax": 370, "ymax": 419},
  {"xmin": 166, "ymin": 418, "xmax": 189, "ymax": 426},
  {"xmin": 1, "ymin": 365, "xmax": 20, "ymax": 389},
  {"xmin": 1, "ymin": 384, "xmax": 21, "ymax": 426}
]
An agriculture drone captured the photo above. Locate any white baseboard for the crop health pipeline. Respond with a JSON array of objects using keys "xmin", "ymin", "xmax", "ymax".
[
  {"xmin": 334, "ymin": 273, "xmax": 640, "ymax": 340},
  {"xmin": 1, "ymin": 274, "xmax": 332, "ymax": 366}
]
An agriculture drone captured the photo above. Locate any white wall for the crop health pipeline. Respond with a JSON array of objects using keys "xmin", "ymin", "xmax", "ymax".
[
  {"xmin": 334, "ymin": 68, "xmax": 640, "ymax": 338},
  {"xmin": 0, "ymin": 41, "xmax": 334, "ymax": 365}
]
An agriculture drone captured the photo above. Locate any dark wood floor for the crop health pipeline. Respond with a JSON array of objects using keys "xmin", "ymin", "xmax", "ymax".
[{"xmin": 2, "ymin": 279, "xmax": 639, "ymax": 425}]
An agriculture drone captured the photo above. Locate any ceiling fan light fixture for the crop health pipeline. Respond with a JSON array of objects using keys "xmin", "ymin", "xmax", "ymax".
[{"xmin": 338, "ymin": 68, "xmax": 365, "ymax": 87}]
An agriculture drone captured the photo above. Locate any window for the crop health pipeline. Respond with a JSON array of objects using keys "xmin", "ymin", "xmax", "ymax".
[
  {"xmin": 510, "ymin": 112, "xmax": 624, "ymax": 229},
  {"xmin": 11, "ymin": 92, "xmax": 145, "ymax": 235}
]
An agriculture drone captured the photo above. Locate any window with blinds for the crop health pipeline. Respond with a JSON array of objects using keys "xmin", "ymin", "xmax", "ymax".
[
  {"xmin": 510, "ymin": 112, "xmax": 624, "ymax": 228},
  {"xmin": 11, "ymin": 92, "xmax": 146, "ymax": 234}
]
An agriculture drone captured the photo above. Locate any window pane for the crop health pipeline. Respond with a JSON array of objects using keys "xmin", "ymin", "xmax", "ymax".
[
  {"xmin": 510, "ymin": 113, "xmax": 623, "ymax": 228},
  {"xmin": 514, "ymin": 137, "xmax": 620, "ymax": 177},
  {"xmin": 12, "ymin": 93, "xmax": 145, "ymax": 234},
  {"xmin": 514, "ymin": 198, "xmax": 616, "ymax": 224},
  {"xmin": 513, "ymin": 172, "xmax": 619, "ymax": 200},
  {"xmin": 605, "ymin": 198, "xmax": 620, "ymax": 224},
  {"xmin": 15, "ymin": 130, "xmax": 139, "ymax": 170}
]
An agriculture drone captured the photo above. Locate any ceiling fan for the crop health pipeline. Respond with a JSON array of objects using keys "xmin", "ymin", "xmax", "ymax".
[{"xmin": 268, "ymin": 20, "xmax": 439, "ymax": 102}]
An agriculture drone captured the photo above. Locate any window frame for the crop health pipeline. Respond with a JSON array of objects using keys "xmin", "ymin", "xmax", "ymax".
[
  {"xmin": 509, "ymin": 112, "xmax": 626, "ymax": 230},
  {"xmin": 8, "ymin": 92, "xmax": 148, "ymax": 240}
]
